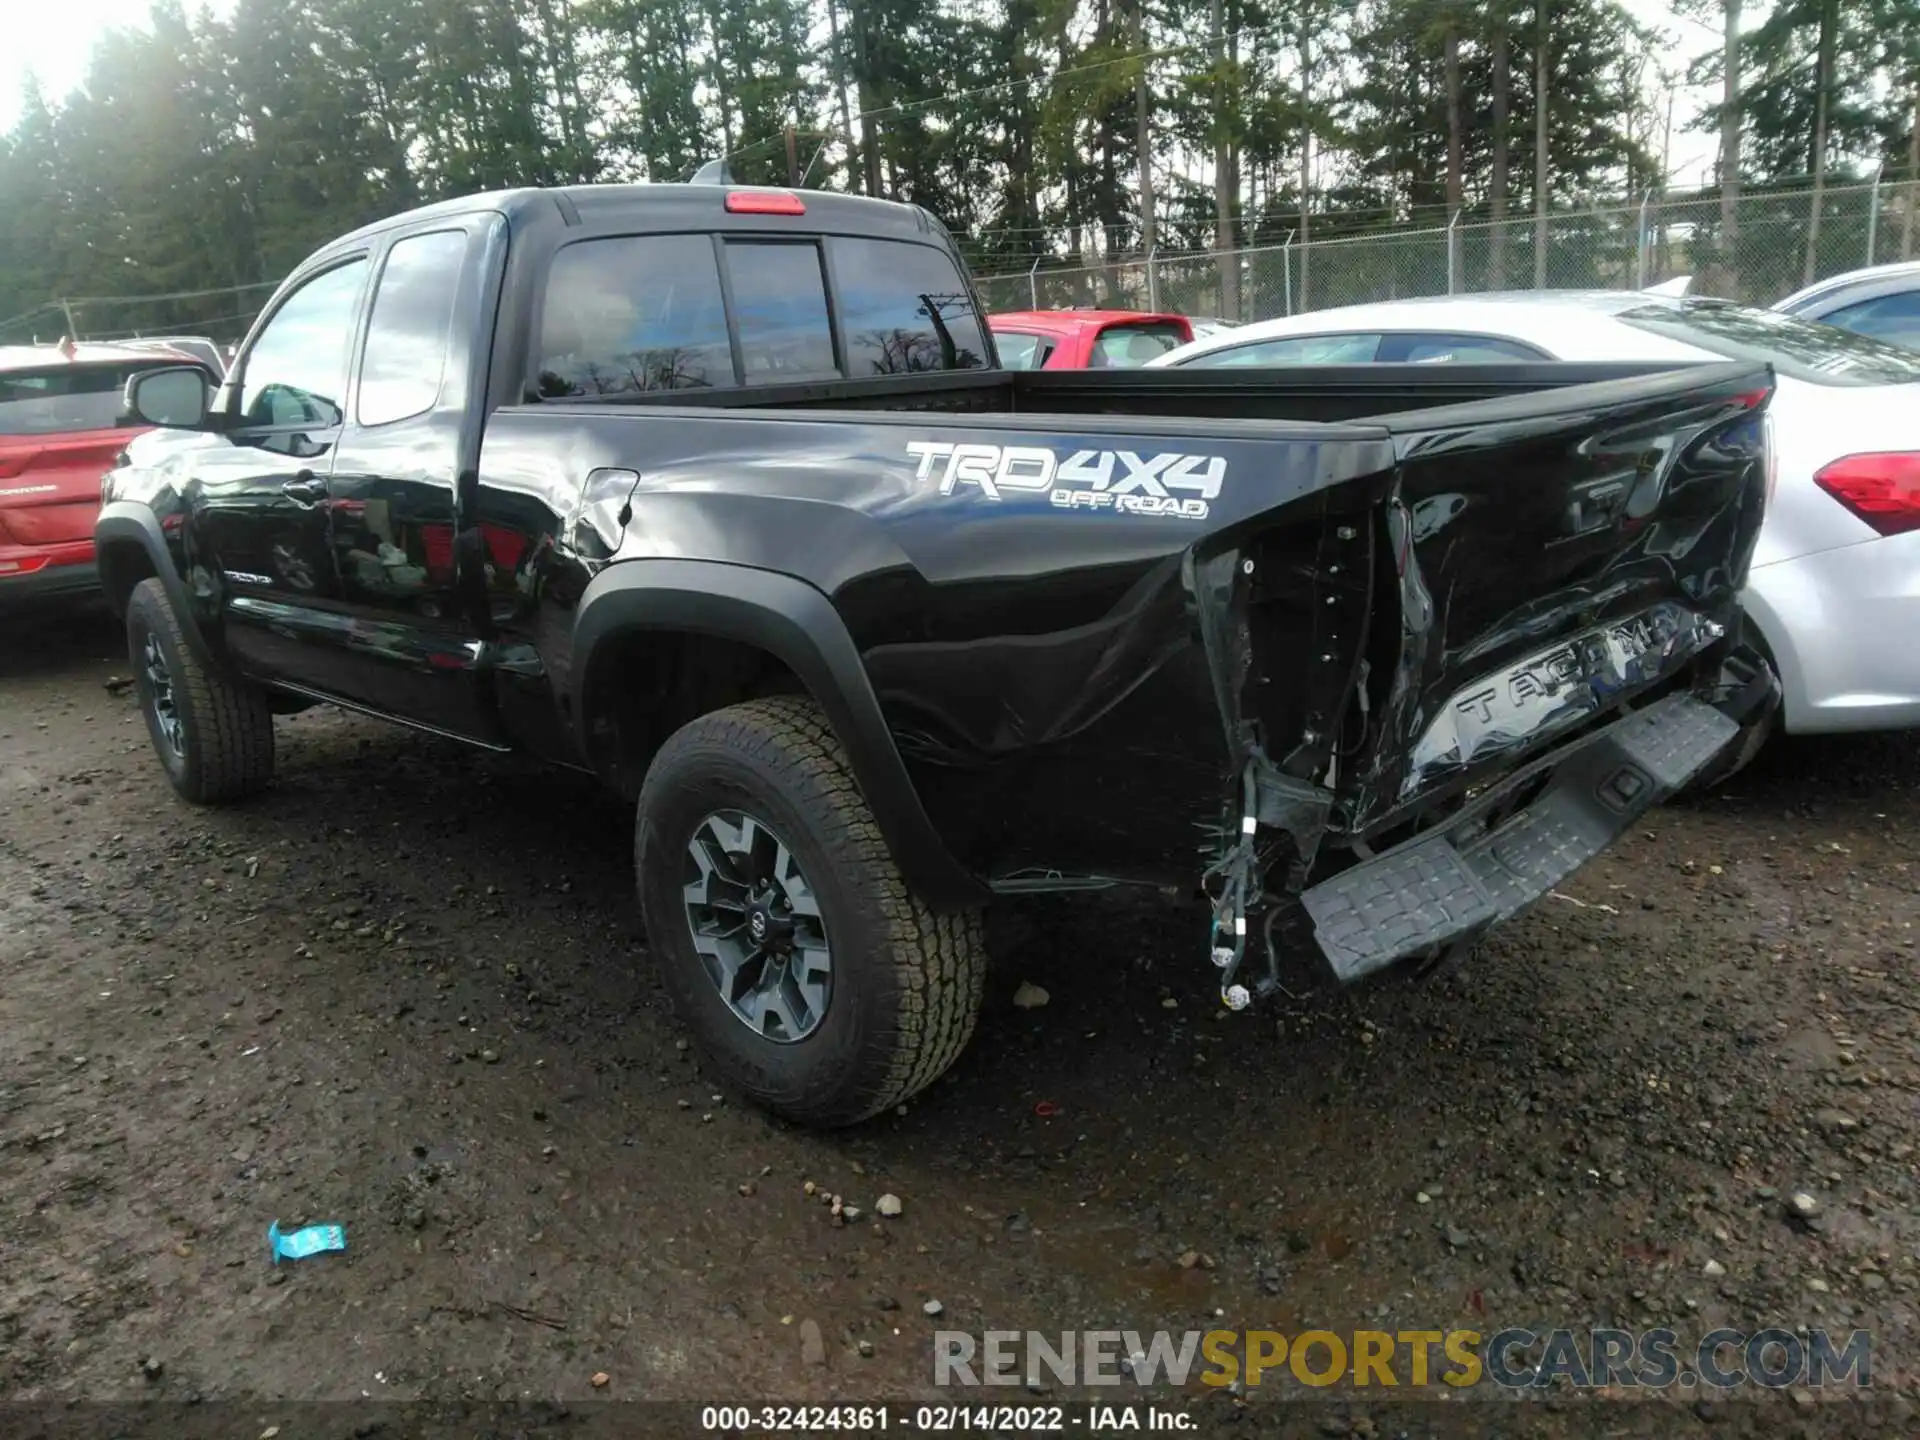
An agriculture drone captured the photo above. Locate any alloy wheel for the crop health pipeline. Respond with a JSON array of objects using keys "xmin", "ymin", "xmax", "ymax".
[
  {"xmin": 142, "ymin": 632, "xmax": 185, "ymax": 758},
  {"xmin": 681, "ymin": 809, "xmax": 832, "ymax": 1043}
]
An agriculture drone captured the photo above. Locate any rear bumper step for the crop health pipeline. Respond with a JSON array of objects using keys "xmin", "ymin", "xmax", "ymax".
[{"xmin": 1303, "ymin": 692, "xmax": 1738, "ymax": 984}]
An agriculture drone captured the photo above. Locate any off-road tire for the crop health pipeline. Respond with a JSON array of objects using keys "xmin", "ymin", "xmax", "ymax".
[
  {"xmin": 126, "ymin": 578, "xmax": 275, "ymax": 803},
  {"xmin": 635, "ymin": 695, "xmax": 985, "ymax": 1127}
]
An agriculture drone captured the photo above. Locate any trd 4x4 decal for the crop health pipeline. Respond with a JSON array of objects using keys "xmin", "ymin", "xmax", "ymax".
[{"xmin": 905, "ymin": 441, "xmax": 1226, "ymax": 520}]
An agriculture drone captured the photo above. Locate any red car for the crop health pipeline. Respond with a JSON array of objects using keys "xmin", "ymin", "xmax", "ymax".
[
  {"xmin": 987, "ymin": 310, "xmax": 1194, "ymax": 370},
  {"xmin": 0, "ymin": 339, "xmax": 209, "ymax": 612}
]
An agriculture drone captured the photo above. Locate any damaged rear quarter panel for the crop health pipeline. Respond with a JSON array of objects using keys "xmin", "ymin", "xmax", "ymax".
[
  {"xmin": 548, "ymin": 409, "xmax": 1397, "ymax": 886},
  {"xmin": 831, "ymin": 418, "xmax": 1400, "ymax": 885}
]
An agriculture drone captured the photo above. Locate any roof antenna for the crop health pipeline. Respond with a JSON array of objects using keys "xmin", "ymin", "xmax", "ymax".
[{"xmin": 689, "ymin": 158, "xmax": 734, "ymax": 186}]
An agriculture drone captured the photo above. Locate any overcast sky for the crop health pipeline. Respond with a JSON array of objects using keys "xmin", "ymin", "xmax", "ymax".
[{"xmin": 1, "ymin": 0, "xmax": 1727, "ymax": 185}]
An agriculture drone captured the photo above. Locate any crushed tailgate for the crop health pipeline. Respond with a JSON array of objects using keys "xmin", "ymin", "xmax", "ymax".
[
  {"xmin": 1340, "ymin": 361, "xmax": 1771, "ymax": 834},
  {"xmin": 1197, "ymin": 360, "xmax": 1773, "ymax": 1000}
]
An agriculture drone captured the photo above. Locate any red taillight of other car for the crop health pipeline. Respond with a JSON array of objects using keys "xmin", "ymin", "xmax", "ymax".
[{"xmin": 1813, "ymin": 452, "xmax": 1920, "ymax": 536}]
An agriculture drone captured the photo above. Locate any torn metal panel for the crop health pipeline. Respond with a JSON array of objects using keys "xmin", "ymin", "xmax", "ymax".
[
  {"xmin": 1398, "ymin": 602, "xmax": 1728, "ymax": 800},
  {"xmin": 1336, "ymin": 383, "xmax": 1769, "ymax": 838},
  {"xmin": 1187, "ymin": 384, "xmax": 1772, "ymax": 999}
]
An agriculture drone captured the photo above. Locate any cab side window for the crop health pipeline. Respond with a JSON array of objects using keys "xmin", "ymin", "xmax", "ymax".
[
  {"xmin": 537, "ymin": 234, "xmax": 734, "ymax": 396},
  {"xmin": 237, "ymin": 259, "xmax": 369, "ymax": 428},
  {"xmin": 358, "ymin": 230, "xmax": 470, "ymax": 426}
]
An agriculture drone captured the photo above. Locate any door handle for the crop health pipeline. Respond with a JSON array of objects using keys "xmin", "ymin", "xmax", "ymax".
[{"xmin": 282, "ymin": 471, "xmax": 327, "ymax": 505}]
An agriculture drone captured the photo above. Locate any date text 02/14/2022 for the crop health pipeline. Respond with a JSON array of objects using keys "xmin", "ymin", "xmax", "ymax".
[{"xmin": 699, "ymin": 1403, "xmax": 1197, "ymax": 1431}]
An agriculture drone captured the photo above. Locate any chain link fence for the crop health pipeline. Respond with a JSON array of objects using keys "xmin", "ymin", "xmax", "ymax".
[
  {"xmin": 972, "ymin": 179, "xmax": 1920, "ymax": 321},
  {"xmin": 10, "ymin": 178, "xmax": 1916, "ymax": 347}
]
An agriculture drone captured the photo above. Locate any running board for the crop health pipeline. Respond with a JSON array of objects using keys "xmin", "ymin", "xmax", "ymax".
[{"xmin": 1303, "ymin": 693, "xmax": 1737, "ymax": 984}]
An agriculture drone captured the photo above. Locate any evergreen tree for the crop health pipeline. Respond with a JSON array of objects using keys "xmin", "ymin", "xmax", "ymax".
[{"xmin": 1, "ymin": 0, "xmax": 1912, "ymax": 332}]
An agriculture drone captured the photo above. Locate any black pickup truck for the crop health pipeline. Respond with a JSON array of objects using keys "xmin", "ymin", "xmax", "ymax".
[{"xmin": 97, "ymin": 183, "xmax": 1777, "ymax": 1126}]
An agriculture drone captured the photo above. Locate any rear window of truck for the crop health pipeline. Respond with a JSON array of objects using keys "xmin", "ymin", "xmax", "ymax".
[
  {"xmin": 828, "ymin": 237, "xmax": 989, "ymax": 374},
  {"xmin": 534, "ymin": 233, "xmax": 987, "ymax": 398}
]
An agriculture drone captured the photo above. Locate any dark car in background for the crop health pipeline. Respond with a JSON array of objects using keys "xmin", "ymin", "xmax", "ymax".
[{"xmin": 1, "ymin": 339, "xmax": 216, "ymax": 611}]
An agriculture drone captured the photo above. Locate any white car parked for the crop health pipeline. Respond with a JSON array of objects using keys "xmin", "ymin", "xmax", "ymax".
[
  {"xmin": 1151, "ymin": 293, "xmax": 1920, "ymax": 740},
  {"xmin": 1774, "ymin": 260, "xmax": 1920, "ymax": 351}
]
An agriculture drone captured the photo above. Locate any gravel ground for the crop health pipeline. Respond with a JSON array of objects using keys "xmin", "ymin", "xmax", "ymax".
[{"xmin": 2, "ymin": 608, "xmax": 1916, "ymax": 1437}]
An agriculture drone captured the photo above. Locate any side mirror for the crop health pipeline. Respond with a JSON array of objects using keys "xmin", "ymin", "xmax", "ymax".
[{"xmin": 125, "ymin": 366, "xmax": 214, "ymax": 429}]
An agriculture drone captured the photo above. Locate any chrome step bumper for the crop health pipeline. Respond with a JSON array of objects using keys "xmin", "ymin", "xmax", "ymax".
[{"xmin": 1302, "ymin": 692, "xmax": 1738, "ymax": 984}]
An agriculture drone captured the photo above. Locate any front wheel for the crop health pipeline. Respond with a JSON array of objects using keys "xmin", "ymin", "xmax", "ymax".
[
  {"xmin": 635, "ymin": 696, "xmax": 985, "ymax": 1127},
  {"xmin": 126, "ymin": 578, "xmax": 276, "ymax": 804}
]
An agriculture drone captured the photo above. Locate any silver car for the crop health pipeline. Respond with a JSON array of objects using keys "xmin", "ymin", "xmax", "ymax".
[
  {"xmin": 1151, "ymin": 293, "xmax": 1920, "ymax": 738},
  {"xmin": 1774, "ymin": 261, "xmax": 1920, "ymax": 351}
]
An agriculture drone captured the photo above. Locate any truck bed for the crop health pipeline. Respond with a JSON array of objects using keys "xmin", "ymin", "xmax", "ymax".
[
  {"xmin": 525, "ymin": 359, "xmax": 1707, "ymax": 424},
  {"xmin": 479, "ymin": 354, "xmax": 1772, "ymax": 991}
]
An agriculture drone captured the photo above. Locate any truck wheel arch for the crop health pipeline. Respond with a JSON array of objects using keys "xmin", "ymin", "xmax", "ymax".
[
  {"xmin": 570, "ymin": 560, "xmax": 990, "ymax": 913},
  {"xmin": 95, "ymin": 503, "xmax": 219, "ymax": 670}
]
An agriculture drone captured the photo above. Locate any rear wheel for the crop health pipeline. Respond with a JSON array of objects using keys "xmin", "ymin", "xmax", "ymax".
[
  {"xmin": 635, "ymin": 696, "xmax": 985, "ymax": 1127},
  {"xmin": 126, "ymin": 578, "xmax": 275, "ymax": 803}
]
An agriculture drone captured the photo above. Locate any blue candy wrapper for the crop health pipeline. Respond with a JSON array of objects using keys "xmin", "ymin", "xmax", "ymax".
[{"xmin": 268, "ymin": 1221, "xmax": 347, "ymax": 1264}]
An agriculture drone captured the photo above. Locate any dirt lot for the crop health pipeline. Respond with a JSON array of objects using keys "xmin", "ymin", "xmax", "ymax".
[{"xmin": 2, "ymin": 608, "xmax": 1917, "ymax": 1436}]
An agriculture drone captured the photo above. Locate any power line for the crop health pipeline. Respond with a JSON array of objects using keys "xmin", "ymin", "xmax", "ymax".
[
  {"xmin": 0, "ymin": 302, "xmax": 61, "ymax": 335},
  {"xmin": 2, "ymin": 280, "xmax": 279, "ymax": 339},
  {"xmin": 88, "ymin": 306, "xmax": 266, "ymax": 340},
  {"xmin": 61, "ymin": 279, "xmax": 280, "ymax": 306}
]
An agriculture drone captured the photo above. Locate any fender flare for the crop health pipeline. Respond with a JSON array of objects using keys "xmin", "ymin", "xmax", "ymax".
[
  {"xmin": 94, "ymin": 502, "xmax": 221, "ymax": 670},
  {"xmin": 572, "ymin": 559, "xmax": 990, "ymax": 913}
]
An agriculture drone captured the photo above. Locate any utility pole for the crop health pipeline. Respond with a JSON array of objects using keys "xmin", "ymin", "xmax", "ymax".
[
  {"xmin": 1720, "ymin": 0, "xmax": 1742, "ymax": 282},
  {"xmin": 1803, "ymin": 0, "xmax": 1835, "ymax": 286},
  {"xmin": 1490, "ymin": 8, "xmax": 1511, "ymax": 288},
  {"xmin": 1133, "ymin": 0, "xmax": 1155, "ymax": 260},
  {"xmin": 1209, "ymin": 0, "xmax": 1239, "ymax": 319},
  {"xmin": 1659, "ymin": 82, "xmax": 1675, "ymax": 277},
  {"xmin": 1906, "ymin": 82, "xmax": 1919, "ymax": 260},
  {"xmin": 1444, "ymin": 11, "xmax": 1464, "ymax": 294},
  {"xmin": 826, "ymin": 0, "xmax": 856, "ymax": 185},
  {"xmin": 1298, "ymin": 5, "xmax": 1313, "ymax": 312},
  {"xmin": 1534, "ymin": 0, "xmax": 1549, "ymax": 288}
]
